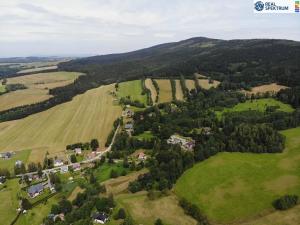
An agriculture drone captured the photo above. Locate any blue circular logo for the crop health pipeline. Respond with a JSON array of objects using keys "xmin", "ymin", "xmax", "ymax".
[{"xmin": 254, "ymin": 1, "xmax": 264, "ymax": 11}]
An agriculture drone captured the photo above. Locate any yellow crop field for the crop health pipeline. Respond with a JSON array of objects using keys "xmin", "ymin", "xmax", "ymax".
[
  {"xmin": 175, "ymin": 80, "xmax": 184, "ymax": 100},
  {"xmin": 198, "ymin": 79, "xmax": 220, "ymax": 89},
  {"xmin": 0, "ymin": 72, "xmax": 81, "ymax": 111},
  {"xmin": 245, "ymin": 83, "xmax": 288, "ymax": 95},
  {"xmin": 0, "ymin": 84, "xmax": 122, "ymax": 162},
  {"xmin": 145, "ymin": 79, "xmax": 157, "ymax": 103},
  {"xmin": 185, "ymin": 79, "xmax": 195, "ymax": 91},
  {"xmin": 155, "ymin": 79, "xmax": 172, "ymax": 103}
]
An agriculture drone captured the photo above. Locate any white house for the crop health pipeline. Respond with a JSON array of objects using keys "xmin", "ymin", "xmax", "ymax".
[
  {"xmin": 54, "ymin": 159, "xmax": 64, "ymax": 167},
  {"xmin": 60, "ymin": 165, "xmax": 69, "ymax": 174},
  {"xmin": 74, "ymin": 148, "xmax": 82, "ymax": 155},
  {"xmin": 167, "ymin": 135, "xmax": 195, "ymax": 151}
]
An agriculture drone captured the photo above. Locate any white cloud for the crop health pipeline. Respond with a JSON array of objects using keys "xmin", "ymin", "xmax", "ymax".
[{"xmin": 0, "ymin": 0, "xmax": 298, "ymax": 57}]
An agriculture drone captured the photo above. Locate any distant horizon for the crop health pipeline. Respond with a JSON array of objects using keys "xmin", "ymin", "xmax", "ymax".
[
  {"xmin": 0, "ymin": 0, "xmax": 299, "ymax": 58},
  {"xmin": 0, "ymin": 36, "xmax": 299, "ymax": 59}
]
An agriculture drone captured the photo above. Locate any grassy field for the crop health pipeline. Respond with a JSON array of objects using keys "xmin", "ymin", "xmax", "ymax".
[
  {"xmin": 175, "ymin": 80, "xmax": 184, "ymax": 100},
  {"xmin": 0, "ymin": 149, "xmax": 31, "ymax": 172},
  {"xmin": 134, "ymin": 131, "xmax": 154, "ymax": 140},
  {"xmin": 114, "ymin": 192, "xmax": 197, "ymax": 225},
  {"xmin": 0, "ymin": 71, "xmax": 82, "ymax": 111},
  {"xmin": 155, "ymin": 79, "xmax": 172, "ymax": 103},
  {"xmin": 17, "ymin": 65, "xmax": 57, "ymax": 74},
  {"xmin": 145, "ymin": 79, "xmax": 157, "ymax": 103},
  {"xmin": 0, "ymin": 179, "xmax": 21, "ymax": 225},
  {"xmin": 175, "ymin": 127, "xmax": 300, "ymax": 224},
  {"xmin": 117, "ymin": 80, "xmax": 147, "ymax": 104},
  {"xmin": 216, "ymin": 98, "xmax": 294, "ymax": 119},
  {"xmin": 94, "ymin": 162, "xmax": 129, "ymax": 183},
  {"xmin": 198, "ymin": 78, "xmax": 220, "ymax": 89},
  {"xmin": 0, "ymin": 84, "xmax": 122, "ymax": 163},
  {"xmin": 0, "ymin": 83, "xmax": 5, "ymax": 93},
  {"xmin": 245, "ymin": 83, "xmax": 288, "ymax": 95}
]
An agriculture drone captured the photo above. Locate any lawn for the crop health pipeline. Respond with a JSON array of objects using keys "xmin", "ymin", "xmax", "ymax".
[
  {"xmin": 155, "ymin": 79, "xmax": 172, "ymax": 103},
  {"xmin": 0, "ymin": 83, "xmax": 122, "ymax": 163},
  {"xmin": 134, "ymin": 131, "xmax": 154, "ymax": 140},
  {"xmin": 174, "ymin": 127, "xmax": 300, "ymax": 224},
  {"xmin": 216, "ymin": 98, "xmax": 294, "ymax": 119},
  {"xmin": 94, "ymin": 162, "xmax": 129, "ymax": 183},
  {"xmin": 117, "ymin": 80, "xmax": 147, "ymax": 104},
  {"xmin": 0, "ymin": 71, "xmax": 82, "ymax": 111},
  {"xmin": 0, "ymin": 179, "xmax": 21, "ymax": 225},
  {"xmin": 0, "ymin": 149, "xmax": 31, "ymax": 173},
  {"xmin": 112, "ymin": 192, "xmax": 197, "ymax": 225}
]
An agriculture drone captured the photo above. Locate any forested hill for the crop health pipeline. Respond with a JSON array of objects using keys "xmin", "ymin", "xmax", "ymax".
[{"xmin": 59, "ymin": 37, "xmax": 300, "ymax": 87}]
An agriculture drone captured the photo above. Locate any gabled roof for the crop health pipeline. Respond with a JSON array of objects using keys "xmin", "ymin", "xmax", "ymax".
[
  {"xmin": 28, "ymin": 183, "xmax": 43, "ymax": 195},
  {"xmin": 93, "ymin": 212, "xmax": 108, "ymax": 221}
]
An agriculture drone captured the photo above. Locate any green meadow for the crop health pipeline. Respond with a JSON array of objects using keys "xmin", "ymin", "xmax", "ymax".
[
  {"xmin": 175, "ymin": 127, "xmax": 300, "ymax": 223},
  {"xmin": 216, "ymin": 98, "xmax": 294, "ymax": 119},
  {"xmin": 94, "ymin": 162, "xmax": 129, "ymax": 183},
  {"xmin": 0, "ymin": 84, "xmax": 5, "ymax": 93},
  {"xmin": 117, "ymin": 80, "xmax": 147, "ymax": 104}
]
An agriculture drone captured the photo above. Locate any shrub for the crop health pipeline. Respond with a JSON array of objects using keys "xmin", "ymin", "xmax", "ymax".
[{"xmin": 273, "ymin": 195, "xmax": 299, "ymax": 210}]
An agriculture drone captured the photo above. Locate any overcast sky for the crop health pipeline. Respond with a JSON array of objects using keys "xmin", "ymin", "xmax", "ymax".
[{"xmin": 0, "ymin": 0, "xmax": 299, "ymax": 57}]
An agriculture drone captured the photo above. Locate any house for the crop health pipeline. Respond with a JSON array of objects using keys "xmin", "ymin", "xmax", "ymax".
[
  {"xmin": 124, "ymin": 123, "xmax": 133, "ymax": 131},
  {"xmin": 72, "ymin": 163, "xmax": 81, "ymax": 171},
  {"xmin": 137, "ymin": 152, "xmax": 147, "ymax": 161},
  {"xmin": 93, "ymin": 212, "xmax": 108, "ymax": 224},
  {"xmin": 0, "ymin": 152, "xmax": 12, "ymax": 159},
  {"xmin": 167, "ymin": 135, "xmax": 195, "ymax": 151},
  {"xmin": 122, "ymin": 108, "xmax": 134, "ymax": 118},
  {"xmin": 60, "ymin": 165, "xmax": 69, "ymax": 174},
  {"xmin": 87, "ymin": 151, "xmax": 97, "ymax": 159},
  {"xmin": 54, "ymin": 159, "xmax": 64, "ymax": 167},
  {"xmin": 0, "ymin": 176, "xmax": 6, "ymax": 184},
  {"xmin": 74, "ymin": 148, "xmax": 82, "ymax": 155},
  {"xmin": 28, "ymin": 183, "xmax": 44, "ymax": 198},
  {"xmin": 15, "ymin": 160, "xmax": 23, "ymax": 167}
]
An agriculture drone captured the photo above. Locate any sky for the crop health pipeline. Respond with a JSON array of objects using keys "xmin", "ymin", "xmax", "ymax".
[{"xmin": 0, "ymin": 0, "xmax": 299, "ymax": 57}]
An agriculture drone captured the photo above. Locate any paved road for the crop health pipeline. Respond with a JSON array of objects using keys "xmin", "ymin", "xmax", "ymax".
[{"xmin": 17, "ymin": 124, "xmax": 120, "ymax": 178}]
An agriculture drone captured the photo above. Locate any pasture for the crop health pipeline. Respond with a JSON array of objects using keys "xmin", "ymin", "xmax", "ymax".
[
  {"xmin": 216, "ymin": 98, "xmax": 294, "ymax": 119},
  {"xmin": 0, "ymin": 84, "xmax": 122, "ymax": 163},
  {"xmin": 198, "ymin": 78, "xmax": 220, "ymax": 89},
  {"xmin": 145, "ymin": 79, "xmax": 157, "ymax": 103},
  {"xmin": 155, "ymin": 79, "xmax": 172, "ymax": 103},
  {"xmin": 117, "ymin": 80, "xmax": 147, "ymax": 104},
  {"xmin": 0, "ymin": 179, "xmax": 21, "ymax": 225},
  {"xmin": 175, "ymin": 127, "xmax": 300, "ymax": 224},
  {"xmin": 0, "ymin": 71, "xmax": 82, "ymax": 111}
]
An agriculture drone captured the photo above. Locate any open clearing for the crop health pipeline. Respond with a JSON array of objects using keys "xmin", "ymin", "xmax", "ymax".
[
  {"xmin": 175, "ymin": 127, "xmax": 300, "ymax": 224},
  {"xmin": 0, "ymin": 72, "xmax": 82, "ymax": 111},
  {"xmin": 0, "ymin": 179, "xmax": 20, "ymax": 225},
  {"xmin": 245, "ymin": 83, "xmax": 288, "ymax": 95},
  {"xmin": 145, "ymin": 79, "xmax": 157, "ymax": 103},
  {"xmin": 115, "ymin": 192, "xmax": 197, "ymax": 225},
  {"xmin": 0, "ymin": 83, "xmax": 122, "ymax": 162},
  {"xmin": 175, "ymin": 80, "xmax": 184, "ymax": 100},
  {"xmin": 17, "ymin": 65, "xmax": 57, "ymax": 74},
  {"xmin": 198, "ymin": 78, "xmax": 220, "ymax": 89},
  {"xmin": 155, "ymin": 79, "xmax": 172, "ymax": 103},
  {"xmin": 216, "ymin": 98, "xmax": 294, "ymax": 119},
  {"xmin": 117, "ymin": 80, "xmax": 147, "ymax": 104}
]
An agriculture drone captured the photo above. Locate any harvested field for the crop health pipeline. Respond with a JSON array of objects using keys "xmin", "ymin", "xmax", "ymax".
[
  {"xmin": 145, "ymin": 78, "xmax": 157, "ymax": 103},
  {"xmin": 185, "ymin": 79, "xmax": 195, "ymax": 91},
  {"xmin": 155, "ymin": 79, "xmax": 172, "ymax": 103},
  {"xmin": 198, "ymin": 79, "xmax": 220, "ymax": 89},
  {"xmin": 245, "ymin": 83, "xmax": 288, "ymax": 94},
  {"xmin": 175, "ymin": 80, "xmax": 184, "ymax": 100}
]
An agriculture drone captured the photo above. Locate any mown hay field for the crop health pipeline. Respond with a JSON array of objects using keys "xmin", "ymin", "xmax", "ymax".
[
  {"xmin": 198, "ymin": 78, "xmax": 220, "ymax": 89},
  {"xmin": 245, "ymin": 83, "xmax": 288, "ymax": 95},
  {"xmin": 0, "ymin": 84, "xmax": 122, "ymax": 162},
  {"xmin": 175, "ymin": 80, "xmax": 184, "ymax": 100},
  {"xmin": 155, "ymin": 79, "xmax": 172, "ymax": 103},
  {"xmin": 145, "ymin": 79, "xmax": 157, "ymax": 103},
  {"xmin": 185, "ymin": 79, "xmax": 195, "ymax": 91},
  {"xmin": 175, "ymin": 127, "xmax": 300, "ymax": 224},
  {"xmin": 0, "ymin": 71, "xmax": 82, "ymax": 111}
]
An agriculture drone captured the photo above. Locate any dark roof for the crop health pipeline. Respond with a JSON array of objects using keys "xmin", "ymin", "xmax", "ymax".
[
  {"xmin": 28, "ymin": 183, "xmax": 44, "ymax": 195},
  {"xmin": 93, "ymin": 212, "xmax": 108, "ymax": 221},
  {"xmin": 125, "ymin": 123, "xmax": 133, "ymax": 129}
]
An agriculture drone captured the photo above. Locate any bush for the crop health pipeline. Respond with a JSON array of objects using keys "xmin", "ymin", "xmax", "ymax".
[{"xmin": 273, "ymin": 195, "xmax": 299, "ymax": 210}]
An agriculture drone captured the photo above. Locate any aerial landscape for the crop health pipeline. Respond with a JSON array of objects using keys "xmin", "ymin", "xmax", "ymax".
[{"xmin": 0, "ymin": 1, "xmax": 300, "ymax": 225}]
